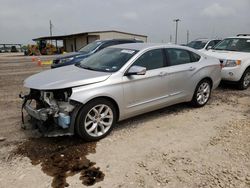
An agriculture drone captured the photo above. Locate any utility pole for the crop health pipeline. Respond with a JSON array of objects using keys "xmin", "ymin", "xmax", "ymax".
[
  {"xmin": 173, "ymin": 19, "xmax": 180, "ymax": 44},
  {"xmin": 170, "ymin": 35, "xmax": 172, "ymax": 43},
  {"xmin": 49, "ymin": 20, "xmax": 53, "ymax": 44},
  {"xmin": 187, "ymin": 30, "xmax": 189, "ymax": 44},
  {"xmin": 49, "ymin": 20, "xmax": 53, "ymax": 37}
]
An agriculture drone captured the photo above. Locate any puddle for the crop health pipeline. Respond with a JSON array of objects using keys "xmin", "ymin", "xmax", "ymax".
[{"xmin": 13, "ymin": 137, "xmax": 104, "ymax": 187}]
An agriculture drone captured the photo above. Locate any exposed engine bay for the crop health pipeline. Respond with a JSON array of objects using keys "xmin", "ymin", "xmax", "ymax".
[{"xmin": 20, "ymin": 88, "xmax": 80, "ymax": 137}]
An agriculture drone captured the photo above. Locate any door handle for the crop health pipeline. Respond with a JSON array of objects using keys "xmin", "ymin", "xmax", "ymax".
[
  {"xmin": 159, "ymin": 72, "xmax": 168, "ymax": 77},
  {"xmin": 188, "ymin": 67, "xmax": 196, "ymax": 71}
]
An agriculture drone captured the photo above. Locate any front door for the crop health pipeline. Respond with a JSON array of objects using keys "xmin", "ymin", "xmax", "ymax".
[{"xmin": 122, "ymin": 48, "xmax": 169, "ymax": 117}]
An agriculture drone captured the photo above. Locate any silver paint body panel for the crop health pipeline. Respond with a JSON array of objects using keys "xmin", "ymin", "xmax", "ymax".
[{"xmin": 24, "ymin": 43, "xmax": 221, "ymax": 121}]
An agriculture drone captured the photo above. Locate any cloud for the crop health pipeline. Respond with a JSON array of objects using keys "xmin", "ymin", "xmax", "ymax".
[
  {"xmin": 201, "ymin": 3, "xmax": 235, "ymax": 17},
  {"xmin": 0, "ymin": 0, "xmax": 249, "ymax": 44},
  {"xmin": 122, "ymin": 12, "xmax": 139, "ymax": 21}
]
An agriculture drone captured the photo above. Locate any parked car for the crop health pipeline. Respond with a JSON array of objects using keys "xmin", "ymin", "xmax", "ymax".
[
  {"xmin": 10, "ymin": 46, "xmax": 18, "ymax": 52},
  {"xmin": 187, "ymin": 39, "xmax": 221, "ymax": 52},
  {"xmin": 205, "ymin": 34, "xmax": 250, "ymax": 89},
  {"xmin": 51, "ymin": 39, "xmax": 143, "ymax": 68},
  {"xmin": 21, "ymin": 43, "xmax": 221, "ymax": 141}
]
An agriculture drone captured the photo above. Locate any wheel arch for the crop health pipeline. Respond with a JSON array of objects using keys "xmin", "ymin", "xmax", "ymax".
[
  {"xmin": 72, "ymin": 96, "xmax": 120, "ymax": 141},
  {"xmin": 74, "ymin": 96, "xmax": 120, "ymax": 122},
  {"xmin": 191, "ymin": 77, "xmax": 213, "ymax": 107},
  {"xmin": 240, "ymin": 60, "xmax": 250, "ymax": 78},
  {"xmin": 245, "ymin": 65, "xmax": 250, "ymax": 71},
  {"xmin": 92, "ymin": 96, "xmax": 120, "ymax": 121},
  {"xmin": 192, "ymin": 77, "xmax": 213, "ymax": 94},
  {"xmin": 200, "ymin": 77, "xmax": 213, "ymax": 88},
  {"xmin": 238, "ymin": 66, "xmax": 250, "ymax": 90}
]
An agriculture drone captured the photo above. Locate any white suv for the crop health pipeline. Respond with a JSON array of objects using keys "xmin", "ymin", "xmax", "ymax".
[
  {"xmin": 205, "ymin": 34, "xmax": 250, "ymax": 89},
  {"xmin": 187, "ymin": 39, "xmax": 221, "ymax": 53}
]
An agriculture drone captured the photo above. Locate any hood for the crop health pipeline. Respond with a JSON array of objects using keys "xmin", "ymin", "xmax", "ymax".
[
  {"xmin": 24, "ymin": 65, "xmax": 112, "ymax": 90},
  {"xmin": 55, "ymin": 51, "xmax": 88, "ymax": 59},
  {"xmin": 204, "ymin": 50, "xmax": 250, "ymax": 61}
]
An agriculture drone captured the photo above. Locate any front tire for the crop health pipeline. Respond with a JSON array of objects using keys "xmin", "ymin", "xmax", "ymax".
[
  {"xmin": 75, "ymin": 99, "xmax": 117, "ymax": 141},
  {"xmin": 238, "ymin": 68, "xmax": 250, "ymax": 90},
  {"xmin": 191, "ymin": 79, "xmax": 211, "ymax": 107}
]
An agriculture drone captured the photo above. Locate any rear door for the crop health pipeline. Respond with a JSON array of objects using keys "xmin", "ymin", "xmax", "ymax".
[{"xmin": 164, "ymin": 48, "xmax": 201, "ymax": 99}]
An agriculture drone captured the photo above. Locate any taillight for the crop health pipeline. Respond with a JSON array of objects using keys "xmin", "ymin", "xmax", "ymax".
[
  {"xmin": 220, "ymin": 62, "xmax": 223, "ymax": 69},
  {"xmin": 219, "ymin": 59, "xmax": 224, "ymax": 69}
]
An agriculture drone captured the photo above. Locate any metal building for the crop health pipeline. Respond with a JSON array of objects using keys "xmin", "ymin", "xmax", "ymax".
[{"xmin": 33, "ymin": 30, "xmax": 147, "ymax": 52}]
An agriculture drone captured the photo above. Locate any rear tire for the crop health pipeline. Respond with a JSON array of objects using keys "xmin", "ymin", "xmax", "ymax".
[
  {"xmin": 191, "ymin": 79, "xmax": 212, "ymax": 107},
  {"xmin": 75, "ymin": 98, "xmax": 117, "ymax": 141},
  {"xmin": 238, "ymin": 68, "xmax": 250, "ymax": 90}
]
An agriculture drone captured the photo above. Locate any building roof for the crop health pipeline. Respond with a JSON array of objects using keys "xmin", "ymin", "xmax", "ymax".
[{"xmin": 33, "ymin": 30, "xmax": 147, "ymax": 41}]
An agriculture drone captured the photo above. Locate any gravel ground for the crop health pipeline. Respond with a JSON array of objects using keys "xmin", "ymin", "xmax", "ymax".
[{"xmin": 0, "ymin": 54, "xmax": 249, "ymax": 188}]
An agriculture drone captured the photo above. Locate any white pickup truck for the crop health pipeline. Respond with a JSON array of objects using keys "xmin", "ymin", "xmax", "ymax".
[{"xmin": 205, "ymin": 34, "xmax": 250, "ymax": 90}]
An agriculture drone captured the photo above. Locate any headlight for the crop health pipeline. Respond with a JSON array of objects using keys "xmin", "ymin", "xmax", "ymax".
[
  {"xmin": 59, "ymin": 57, "xmax": 74, "ymax": 64},
  {"xmin": 224, "ymin": 60, "xmax": 241, "ymax": 67}
]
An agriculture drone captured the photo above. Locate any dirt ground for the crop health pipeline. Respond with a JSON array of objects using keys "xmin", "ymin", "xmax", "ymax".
[{"xmin": 0, "ymin": 53, "xmax": 249, "ymax": 188}]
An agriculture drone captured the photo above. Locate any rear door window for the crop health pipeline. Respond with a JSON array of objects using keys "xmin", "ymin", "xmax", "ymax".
[{"xmin": 166, "ymin": 48, "xmax": 200, "ymax": 66}]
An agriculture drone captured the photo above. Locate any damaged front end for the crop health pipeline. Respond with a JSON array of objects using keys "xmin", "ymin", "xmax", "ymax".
[{"xmin": 20, "ymin": 88, "xmax": 80, "ymax": 137}]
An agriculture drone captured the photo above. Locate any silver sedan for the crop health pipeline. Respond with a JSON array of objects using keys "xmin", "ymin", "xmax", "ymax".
[{"xmin": 22, "ymin": 43, "xmax": 221, "ymax": 141}]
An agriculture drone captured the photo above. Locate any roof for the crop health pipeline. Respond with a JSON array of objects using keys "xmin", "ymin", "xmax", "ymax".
[
  {"xmin": 227, "ymin": 36, "xmax": 250, "ymax": 39},
  {"xmin": 191, "ymin": 38, "xmax": 221, "ymax": 42},
  {"xmin": 237, "ymin": 34, "xmax": 250, "ymax": 37},
  {"xmin": 111, "ymin": 43, "xmax": 189, "ymax": 51},
  {"xmin": 33, "ymin": 30, "xmax": 147, "ymax": 41},
  {"xmin": 110, "ymin": 43, "xmax": 205, "ymax": 58},
  {"xmin": 194, "ymin": 38, "xmax": 209, "ymax": 41}
]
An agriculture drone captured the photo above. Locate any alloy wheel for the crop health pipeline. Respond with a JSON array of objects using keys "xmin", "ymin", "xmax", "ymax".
[
  {"xmin": 84, "ymin": 104, "xmax": 114, "ymax": 137},
  {"xmin": 196, "ymin": 82, "xmax": 211, "ymax": 105},
  {"xmin": 243, "ymin": 71, "xmax": 250, "ymax": 88}
]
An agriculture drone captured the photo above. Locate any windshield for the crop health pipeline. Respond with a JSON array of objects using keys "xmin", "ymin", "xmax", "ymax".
[
  {"xmin": 187, "ymin": 41, "xmax": 207, "ymax": 49},
  {"xmin": 213, "ymin": 38, "xmax": 250, "ymax": 52},
  {"xmin": 78, "ymin": 41, "xmax": 102, "ymax": 53},
  {"xmin": 77, "ymin": 48, "xmax": 138, "ymax": 72}
]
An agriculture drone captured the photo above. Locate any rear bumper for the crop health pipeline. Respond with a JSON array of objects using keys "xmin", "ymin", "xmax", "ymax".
[{"xmin": 213, "ymin": 78, "xmax": 221, "ymax": 90}]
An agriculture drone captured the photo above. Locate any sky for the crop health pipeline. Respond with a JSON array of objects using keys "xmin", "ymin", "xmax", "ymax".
[{"xmin": 0, "ymin": 0, "xmax": 249, "ymax": 45}]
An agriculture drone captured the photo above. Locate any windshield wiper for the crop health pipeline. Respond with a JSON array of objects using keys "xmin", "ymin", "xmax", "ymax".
[
  {"xmin": 80, "ymin": 65, "xmax": 97, "ymax": 71},
  {"xmin": 227, "ymin": 49, "xmax": 239, "ymax": 51},
  {"xmin": 212, "ymin": 48, "xmax": 224, "ymax": 51}
]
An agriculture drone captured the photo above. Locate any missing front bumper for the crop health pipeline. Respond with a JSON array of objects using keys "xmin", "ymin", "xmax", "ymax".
[
  {"xmin": 24, "ymin": 103, "xmax": 49, "ymax": 121},
  {"xmin": 20, "ymin": 90, "xmax": 82, "ymax": 137}
]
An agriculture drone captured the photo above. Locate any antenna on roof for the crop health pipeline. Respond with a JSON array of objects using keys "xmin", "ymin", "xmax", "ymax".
[{"xmin": 186, "ymin": 30, "xmax": 189, "ymax": 44}]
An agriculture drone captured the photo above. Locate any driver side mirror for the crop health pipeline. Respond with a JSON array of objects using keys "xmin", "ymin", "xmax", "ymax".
[{"xmin": 126, "ymin": 65, "xmax": 146, "ymax": 76}]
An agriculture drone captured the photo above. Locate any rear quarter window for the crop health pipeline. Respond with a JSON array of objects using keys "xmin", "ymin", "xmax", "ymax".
[
  {"xmin": 166, "ymin": 48, "xmax": 201, "ymax": 66},
  {"xmin": 190, "ymin": 51, "xmax": 201, "ymax": 62}
]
